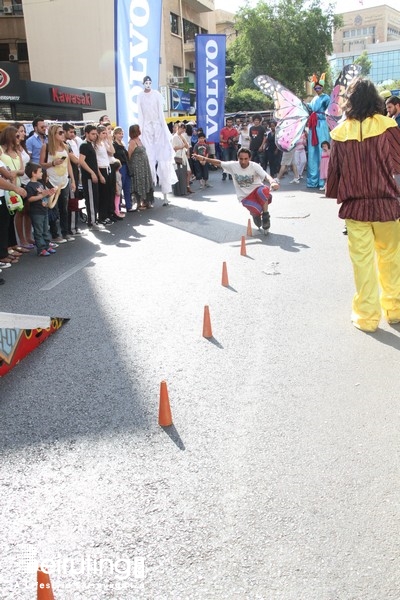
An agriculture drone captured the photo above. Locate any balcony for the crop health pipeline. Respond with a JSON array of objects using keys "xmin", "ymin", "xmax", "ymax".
[
  {"xmin": 184, "ymin": 0, "xmax": 214, "ymax": 13},
  {"xmin": 183, "ymin": 39, "xmax": 195, "ymax": 53}
]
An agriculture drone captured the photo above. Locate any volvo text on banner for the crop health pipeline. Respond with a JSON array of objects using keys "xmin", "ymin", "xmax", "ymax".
[
  {"xmin": 195, "ymin": 35, "xmax": 226, "ymax": 144},
  {"xmin": 114, "ymin": 0, "xmax": 162, "ymax": 133}
]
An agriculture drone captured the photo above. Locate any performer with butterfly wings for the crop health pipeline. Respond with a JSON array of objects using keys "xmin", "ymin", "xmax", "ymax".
[
  {"xmin": 305, "ymin": 73, "xmax": 331, "ymax": 188},
  {"xmin": 254, "ymin": 65, "xmax": 362, "ymax": 187}
]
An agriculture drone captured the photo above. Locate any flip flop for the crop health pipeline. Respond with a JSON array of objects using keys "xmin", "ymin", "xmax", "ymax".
[
  {"xmin": 13, "ymin": 246, "xmax": 30, "ymax": 254},
  {"xmin": 3, "ymin": 257, "xmax": 18, "ymax": 264}
]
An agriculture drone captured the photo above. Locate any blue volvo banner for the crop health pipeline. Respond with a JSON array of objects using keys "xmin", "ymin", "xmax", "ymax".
[
  {"xmin": 195, "ymin": 35, "xmax": 226, "ymax": 143},
  {"xmin": 114, "ymin": 0, "xmax": 162, "ymax": 132}
]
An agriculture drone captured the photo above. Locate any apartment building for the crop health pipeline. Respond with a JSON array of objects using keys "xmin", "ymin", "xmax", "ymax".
[{"xmin": 0, "ymin": 0, "xmax": 235, "ymax": 121}]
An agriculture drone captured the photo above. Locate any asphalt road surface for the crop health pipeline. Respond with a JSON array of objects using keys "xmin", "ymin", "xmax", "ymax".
[{"xmin": 1, "ymin": 169, "xmax": 400, "ymax": 600}]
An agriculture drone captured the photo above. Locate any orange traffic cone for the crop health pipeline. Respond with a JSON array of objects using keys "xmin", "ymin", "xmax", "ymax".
[
  {"xmin": 159, "ymin": 380, "xmax": 173, "ymax": 426},
  {"xmin": 202, "ymin": 305, "xmax": 213, "ymax": 338},
  {"xmin": 37, "ymin": 567, "xmax": 54, "ymax": 600},
  {"xmin": 247, "ymin": 218, "xmax": 252, "ymax": 237},
  {"xmin": 221, "ymin": 261, "xmax": 229, "ymax": 287},
  {"xmin": 240, "ymin": 235, "xmax": 247, "ymax": 256}
]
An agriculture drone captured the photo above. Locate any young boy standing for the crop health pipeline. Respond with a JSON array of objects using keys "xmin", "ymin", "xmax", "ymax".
[
  {"xmin": 25, "ymin": 162, "xmax": 58, "ymax": 256},
  {"xmin": 192, "ymin": 133, "xmax": 212, "ymax": 188}
]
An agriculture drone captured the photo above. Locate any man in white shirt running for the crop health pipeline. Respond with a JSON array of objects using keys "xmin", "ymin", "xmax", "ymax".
[{"xmin": 192, "ymin": 147, "xmax": 279, "ymax": 230}]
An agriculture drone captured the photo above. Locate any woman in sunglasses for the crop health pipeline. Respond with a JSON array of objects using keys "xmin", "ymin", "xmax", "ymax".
[{"xmin": 40, "ymin": 124, "xmax": 76, "ymax": 242}]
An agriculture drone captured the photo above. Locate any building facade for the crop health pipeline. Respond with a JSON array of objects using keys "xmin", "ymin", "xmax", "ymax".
[
  {"xmin": 0, "ymin": 0, "xmax": 234, "ymax": 122},
  {"xmin": 330, "ymin": 5, "xmax": 400, "ymax": 84}
]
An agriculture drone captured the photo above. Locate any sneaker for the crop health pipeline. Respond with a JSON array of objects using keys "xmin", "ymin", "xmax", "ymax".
[
  {"xmin": 290, "ymin": 178, "xmax": 300, "ymax": 184},
  {"xmin": 0, "ymin": 262, "xmax": 11, "ymax": 269},
  {"xmin": 47, "ymin": 248, "xmax": 56, "ymax": 254},
  {"xmin": 49, "ymin": 242, "xmax": 59, "ymax": 248},
  {"xmin": 89, "ymin": 223, "xmax": 104, "ymax": 231},
  {"xmin": 53, "ymin": 237, "xmax": 67, "ymax": 244},
  {"xmin": 38, "ymin": 249, "xmax": 50, "ymax": 256},
  {"xmin": 262, "ymin": 211, "xmax": 271, "ymax": 230},
  {"xmin": 64, "ymin": 235, "xmax": 75, "ymax": 241},
  {"xmin": 101, "ymin": 218, "xmax": 113, "ymax": 226},
  {"xmin": 253, "ymin": 214, "xmax": 262, "ymax": 228},
  {"xmin": 319, "ymin": 186, "xmax": 326, "ymax": 192}
]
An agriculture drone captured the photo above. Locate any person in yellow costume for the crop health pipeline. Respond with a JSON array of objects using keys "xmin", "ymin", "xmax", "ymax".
[{"xmin": 326, "ymin": 78, "xmax": 400, "ymax": 332}]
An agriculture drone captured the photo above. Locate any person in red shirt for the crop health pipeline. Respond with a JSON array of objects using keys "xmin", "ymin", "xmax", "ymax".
[{"xmin": 219, "ymin": 118, "xmax": 238, "ymax": 180}]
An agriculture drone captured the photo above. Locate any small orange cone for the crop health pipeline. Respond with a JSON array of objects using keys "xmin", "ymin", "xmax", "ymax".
[
  {"xmin": 37, "ymin": 567, "xmax": 54, "ymax": 600},
  {"xmin": 247, "ymin": 218, "xmax": 252, "ymax": 236},
  {"xmin": 202, "ymin": 305, "xmax": 213, "ymax": 338},
  {"xmin": 159, "ymin": 380, "xmax": 173, "ymax": 426},
  {"xmin": 221, "ymin": 261, "xmax": 229, "ymax": 287},
  {"xmin": 240, "ymin": 235, "xmax": 247, "ymax": 256}
]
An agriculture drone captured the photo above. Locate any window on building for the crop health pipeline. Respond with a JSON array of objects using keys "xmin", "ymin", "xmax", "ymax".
[
  {"xmin": 0, "ymin": 43, "xmax": 9, "ymax": 61},
  {"xmin": 387, "ymin": 26, "xmax": 400, "ymax": 39},
  {"xmin": 17, "ymin": 42, "xmax": 28, "ymax": 61},
  {"xmin": 183, "ymin": 19, "xmax": 199, "ymax": 43},
  {"xmin": 12, "ymin": 0, "xmax": 23, "ymax": 14},
  {"xmin": 170, "ymin": 12, "xmax": 179, "ymax": 36},
  {"xmin": 173, "ymin": 66, "xmax": 182, "ymax": 78}
]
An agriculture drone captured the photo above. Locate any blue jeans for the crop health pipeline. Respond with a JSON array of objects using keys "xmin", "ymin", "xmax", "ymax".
[
  {"xmin": 120, "ymin": 164, "xmax": 132, "ymax": 210},
  {"xmin": 49, "ymin": 183, "xmax": 69, "ymax": 239},
  {"xmin": 222, "ymin": 146, "xmax": 237, "ymax": 162},
  {"xmin": 30, "ymin": 211, "xmax": 52, "ymax": 253}
]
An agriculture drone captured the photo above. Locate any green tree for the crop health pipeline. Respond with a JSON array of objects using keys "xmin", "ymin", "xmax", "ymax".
[
  {"xmin": 227, "ymin": 0, "xmax": 342, "ymax": 106},
  {"xmin": 225, "ymin": 88, "xmax": 273, "ymax": 112},
  {"xmin": 354, "ymin": 51, "xmax": 372, "ymax": 76}
]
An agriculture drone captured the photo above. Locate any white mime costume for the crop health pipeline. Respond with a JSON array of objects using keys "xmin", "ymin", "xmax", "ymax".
[{"xmin": 137, "ymin": 76, "xmax": 177, "ymax": 199}]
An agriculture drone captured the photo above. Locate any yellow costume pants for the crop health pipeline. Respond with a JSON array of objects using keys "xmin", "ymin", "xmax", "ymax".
[{"xmin": 346, "ymin": 219, "xmax": 400, "ymax": 332}]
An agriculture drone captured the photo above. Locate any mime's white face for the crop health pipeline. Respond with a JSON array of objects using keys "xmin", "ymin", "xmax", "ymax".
[{"xmin": 144, "ymin": 79, "xmax": 152, "ymax": 90}]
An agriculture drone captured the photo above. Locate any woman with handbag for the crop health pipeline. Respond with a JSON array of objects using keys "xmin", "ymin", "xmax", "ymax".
[
  {"xmin": 172, "ymin": 123, "xmax": 193, "ymax": 197},
  {"xmin": 0, "ymin": 126, "xmax": 30, "ymax": 260},
  {"xmin": 0, "ymin": 157, "xmax": 27, "ymax": 270},
  {"xmin": 39, "ymin": 124, "xmax": 76, "ymax": 242},
  {"xmin": 12, "ymin": 122, "xmax": 35, "ymax": 250}
]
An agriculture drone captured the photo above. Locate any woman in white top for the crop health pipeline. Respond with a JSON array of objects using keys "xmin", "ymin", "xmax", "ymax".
[
  {"xmin": 40, "ymin": 124, "xmax": 76, "ymax": 242},
  {"xmin": 13, "ymin": 122, "xmax": 34, "ymax": 249},
  {"xmin": 172, "ymin": 123, "xmax": 193, "ymax": 194},
  {"xmin": 238, "ymin": 123, "xmax": 251, "ymax": 149},
  {"xmin": 95, "ymin": 125, "xmax": 115, "ymax": 224},
  {"xmin": 0, "ymin": 126, "xmax": 27, "ymax": 258}
]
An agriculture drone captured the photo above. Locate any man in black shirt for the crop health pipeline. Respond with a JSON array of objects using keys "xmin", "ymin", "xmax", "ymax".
[
  {"xmin": 79, "ymin": 125, "xmax": 102, "ymax": 230},
  {"xmin": 249, "ymin": 114, "xmax": 265, "ymax": 164}
]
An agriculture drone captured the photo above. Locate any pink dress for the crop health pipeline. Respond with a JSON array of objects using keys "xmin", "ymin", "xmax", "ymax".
[{"xmin": 320, "ymin": 150, "xmax": 330, "ymax": 179}]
